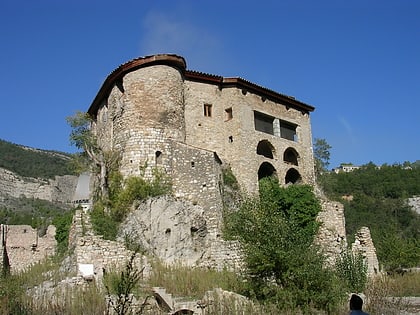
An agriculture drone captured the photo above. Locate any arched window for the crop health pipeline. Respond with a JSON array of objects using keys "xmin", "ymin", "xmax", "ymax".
[
  {"xmin": 155, "ymin": 151, "xmax": 162, "ymax": 165},
  {"xmin": 257, "ymin": 140, "xmax": 275, "ymax": 159},
  {"xmin": 283, "ymin": 147, "xmax": 299, "ymax": 166},
  {"xmin": 258, "ymin": 162, "xmax": 277, "ymax": 180},
  {"xmin": 285, "ymin": 168, "xmax": 301, "ymax": 184}
]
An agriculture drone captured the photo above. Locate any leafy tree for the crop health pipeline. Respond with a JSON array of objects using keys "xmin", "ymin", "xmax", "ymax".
[
  {"xmin": 224, "ymin": 178, "xmax": 344, "ymax": 312},
  {"xmin": 313, "ymin": 138, "xmax": 332, "ymax": 175},
  {"xmin": 67, "ymin": 111, "xmax": 120, "ymax": 202}
]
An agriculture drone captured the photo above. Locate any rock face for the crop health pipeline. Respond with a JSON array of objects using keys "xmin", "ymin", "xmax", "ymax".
[
  {"xmin": 118, "ymin": 196, "xmax": 243, "ymax": 270},
  {"xmin": 0, "ymin": 167, "xmax": 78, "ymax": 204},
  {"xmin": 408, "ymin": 196, "xmax": 420, "ymax": 215}
]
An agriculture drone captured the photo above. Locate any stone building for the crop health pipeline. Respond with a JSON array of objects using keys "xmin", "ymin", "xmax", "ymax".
[
  {"xmin": 85, "ymin": 54, "xmax": 355, "ymax": 270},
  {"xmin": 87, "ymin": 54, "xmax": 316, "ymax": 197}
]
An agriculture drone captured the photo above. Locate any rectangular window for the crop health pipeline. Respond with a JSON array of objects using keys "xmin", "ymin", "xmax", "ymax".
[
  {"xmin": 225, "ymin": 107, "xmax": 233, "ymax": 121},
  {"xmin": 204, "ymin": 104, "xmax": 212, "ymax": 117},
  {"xmin": 254, "ymin": 111, "xmax": 274, "ymax": 135},
  {"xmin": 280, "ymin": 120, "xmax": 297, "ymax": 141}
]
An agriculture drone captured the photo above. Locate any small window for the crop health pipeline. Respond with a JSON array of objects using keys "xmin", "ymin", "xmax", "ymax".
[
  {"xmin": 225, "ymin": 107, "xmax": 233, "ymax": 121},
  {"xmin": 204, "ymin": 104, "xmax": 212, "ymax": 117}
]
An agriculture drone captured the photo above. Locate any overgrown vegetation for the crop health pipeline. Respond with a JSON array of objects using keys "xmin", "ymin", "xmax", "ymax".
[
  {"xmin": 319, "ymin": 162, "xmax": 420, "ymax": 271},
  {"xmin": 335, "ymin": 248, "xmax": 368, "ymax": 293},
  {"xmin": 0, "ymin": 139, "xmax": 74, "ymax": 179},
  {"xmin": 91, "ymin": 168, "xmax": 171, "ymax": 240},
  {"xmin": 224, "ymin": 177, "xmax": 346, "ymax": 313}
]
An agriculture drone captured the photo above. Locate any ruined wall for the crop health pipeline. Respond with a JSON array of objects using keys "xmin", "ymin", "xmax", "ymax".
[
  {"xmin": 352, "ymin": 227, "xmax": 380, "ymax": 275},
  {"xmin": 315, "ymin": 199, "xmax": 347, "ymax": 265},
  {"xmin": 0, "ymin": 167, "xmax": 78, "ymax": 203},
  {"xmin": 1, "ymin": 224, "xmax": 56, "ymax": 273},
  {"xmin": 68, "ymin": 210, "xmax": 149, "ymax": 280}
]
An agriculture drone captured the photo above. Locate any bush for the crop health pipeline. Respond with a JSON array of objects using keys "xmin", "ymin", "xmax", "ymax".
[
  {"xmin": 224, "ymin": 178, "xmax": 346, "ymax": 312},
  {"xmin": 335, "ymin": 248, "xmax": 368, "ymax": 293}
]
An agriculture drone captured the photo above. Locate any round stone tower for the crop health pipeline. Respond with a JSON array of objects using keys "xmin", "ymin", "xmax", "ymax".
[{"xmin": 89, "ymin": 54, "xmax": 187, "ymax": 178}]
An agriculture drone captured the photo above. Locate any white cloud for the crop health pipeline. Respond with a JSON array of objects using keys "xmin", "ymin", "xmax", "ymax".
[{"xmin": 139, "ymin": 10, "xmax": 223, "ymax": 71}]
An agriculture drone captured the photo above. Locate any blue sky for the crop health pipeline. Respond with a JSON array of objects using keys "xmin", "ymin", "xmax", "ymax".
[{"xmin": 0, "ymin": 0, "xmax": 419, "ymax": 169}]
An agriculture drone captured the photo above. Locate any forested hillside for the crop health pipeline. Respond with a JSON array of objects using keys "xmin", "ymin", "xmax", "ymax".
[
  {"xmin": 319, "ymin": 162, "xmax": 420, "ymax": 271},
  {"xmin": 0, "ymin": 139, "xmax": 75, "ymax": 179}
]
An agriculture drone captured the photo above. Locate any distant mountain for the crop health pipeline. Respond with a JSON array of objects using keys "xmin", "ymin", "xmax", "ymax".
[{"xmin": 0, "ymin": 139, "xmax": 75, "ymax": 179}]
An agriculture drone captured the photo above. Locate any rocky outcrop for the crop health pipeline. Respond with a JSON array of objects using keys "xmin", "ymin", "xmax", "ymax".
[
  {"xmin": 118, "ymin": 196, "xmax": 243, "ymax": 270},
  {"xmin": 0, "ymin": 167, "xmax": 78, "ymax": 204},
  {"xmin": 408, "ymin": 196, "xmax": 420, "ymax": 215}
]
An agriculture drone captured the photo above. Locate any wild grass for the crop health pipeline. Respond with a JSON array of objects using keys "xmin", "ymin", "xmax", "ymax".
[{"xmin": 148, "ymin": 260, "xmax": 245, "ymax": 299}]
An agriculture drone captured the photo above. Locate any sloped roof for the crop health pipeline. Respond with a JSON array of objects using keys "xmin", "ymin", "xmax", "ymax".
[{"xmin": 87, "ymin": 54, "xmax": 314, "ymax": 116}]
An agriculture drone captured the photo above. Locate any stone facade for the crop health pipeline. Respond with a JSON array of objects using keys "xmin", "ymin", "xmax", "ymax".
[
  {"xmin": 85, "ymin": 54, "xmax": 352, "ymax": 269},
  {"xmin": 88, "ymin": 54, "xmax": 316, "ymax": 196}
]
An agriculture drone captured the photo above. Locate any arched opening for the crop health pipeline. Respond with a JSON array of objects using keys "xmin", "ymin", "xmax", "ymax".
[
  {"xmin": 173, "ymin": 309, "xmax": 194, "ymax": 315},
  {"xmin": 285, "ymin": 168, "xmax": 301, "ymax": 184},
  {"xmin": 283, "ymin": 147, "xmax": 299, "ymax": 166},
  {"xmin": 257, "ymin": 140, "xmax": 275, "ymax": 159},
  {"xmin": 258, "ymin": 162, "xmax": 277, "ymax": 180},
  {"xmin": 155, "ymin": 151, "xmax": 162, "ymax": 165}
]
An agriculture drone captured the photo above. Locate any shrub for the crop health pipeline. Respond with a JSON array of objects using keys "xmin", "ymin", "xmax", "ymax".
[{"xmin": 335, "ymin": 248, "xmax": 368, "ymax": 293}]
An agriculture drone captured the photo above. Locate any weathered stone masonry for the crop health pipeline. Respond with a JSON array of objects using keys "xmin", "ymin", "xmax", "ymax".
[
  {"xmin": 86, "ymin": 54, "xmax": 380, "ymax": 272},
  {"xmin": 88, "ymin": 54, "xmax": 316, "ymax": 197}
]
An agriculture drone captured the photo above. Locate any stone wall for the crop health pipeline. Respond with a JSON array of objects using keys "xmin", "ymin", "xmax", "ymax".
[
  {"xmin": 0, "ymin": 224, "xmax": 56, "ymax": 273},
  {"xmin": 0, "ymin": 167, "xmax": 78, "ymax": 204},
  {"xmin": 315, "ymin": 199, "xmax": 347, "ymax": 265},
  {"xmin": 184, "ymin": 81, "xmax": 315, "ymax": 192},
  {"xmin": 90, "ymin": 55, "xmax": 315, "ymax": 197},
  {"xmin": 352, "ymin": 227, "xmax": 380, "ymax": 275},
  {"xmin": 69, "ymin": 210, "xmax": 150, "ymax": 280}
]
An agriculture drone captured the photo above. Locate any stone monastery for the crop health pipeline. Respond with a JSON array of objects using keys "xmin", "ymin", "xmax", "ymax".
[{"xmin": 88, "ymin": 54, "xmax": 316, "ymax": 196}]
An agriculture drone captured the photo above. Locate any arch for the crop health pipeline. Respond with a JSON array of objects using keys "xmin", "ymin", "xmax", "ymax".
[
  {"xmin": 257, "ymin": 140, "xmax": 275, "ymax": 159},
  {"xmin": 173, "ymin": 309, "xmax": 194, "ymax": 315},
  {"xmin": 155, "ymin": 151, "xmax": 162, "ymax": 165},
  {"xmin": 258, "ymin": 162, "xmax": 277, "ymax": 180},
  {"xmin": 285, "ymin": 168, "xmax": 301, "ymax": 184},
  {"xmin": 283, "ymin": 147, "xmax": 299, "ymax": 166}
]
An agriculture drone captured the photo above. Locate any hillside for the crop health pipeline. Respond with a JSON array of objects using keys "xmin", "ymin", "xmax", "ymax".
[
  {"xmin": 0, "ymin": 138, "xmax": 77, "ymax": 230},
  {"xmin": 0, "ymin": 139, "xmax": 75, "ymax": 179},
  {"xmin": 319, "ymin": 162, "xmax": 420, "ymax": 270}
]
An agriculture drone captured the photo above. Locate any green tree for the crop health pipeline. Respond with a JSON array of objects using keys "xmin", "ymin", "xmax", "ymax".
[
  {"xmin": 313, "ymin": 138, "xmax": 332, "ymax": 175},
  {"xmin": 224, "ymin": 178, "xmax": 344, "ymax": 312},
  {"xmin": 67, "ymin": 111, "xmax": 120, "ymax": 202}
]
